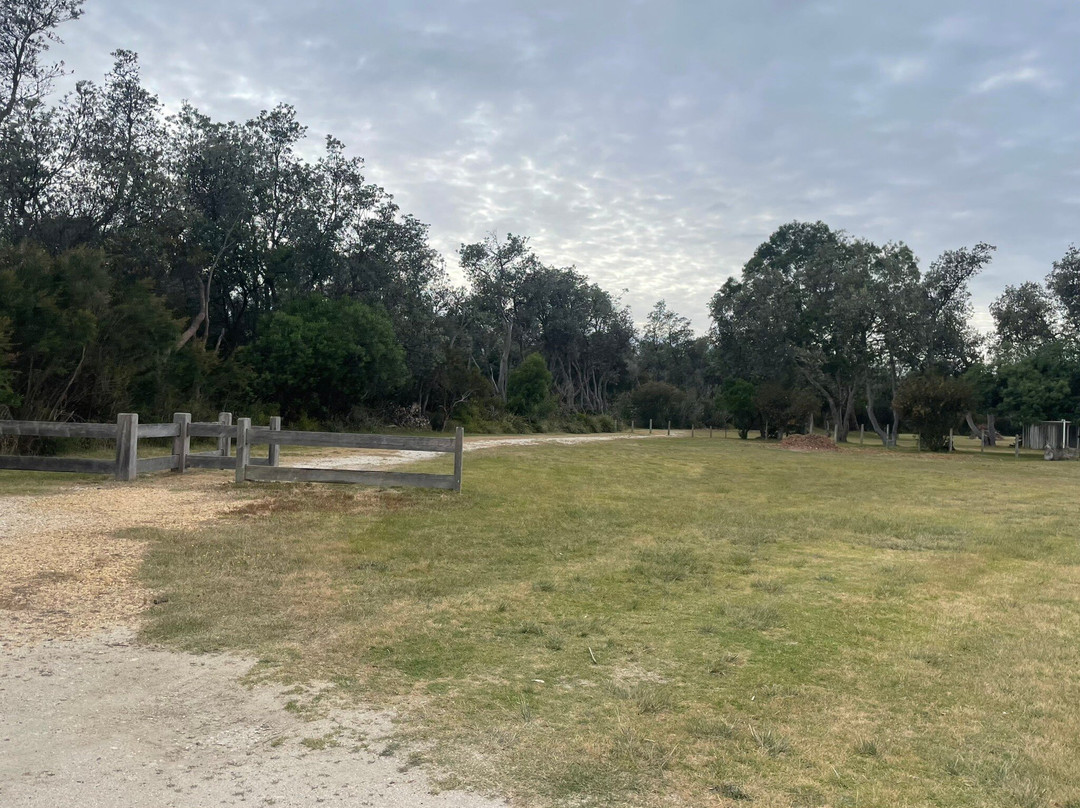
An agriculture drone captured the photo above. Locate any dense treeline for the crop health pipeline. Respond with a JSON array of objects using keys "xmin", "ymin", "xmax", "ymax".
[
  {"xmin": 1, "ymin": 2, "xmax": 1076, "ymax": 446},
  {"xmin": 0, "ymin": 5, "xmax": 641, "ymax": 433}
]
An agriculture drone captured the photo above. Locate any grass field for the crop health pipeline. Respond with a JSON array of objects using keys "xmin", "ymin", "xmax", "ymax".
[{"xmin": 120, "ymin": 437, "xmax": 1080, "ymax": 806}]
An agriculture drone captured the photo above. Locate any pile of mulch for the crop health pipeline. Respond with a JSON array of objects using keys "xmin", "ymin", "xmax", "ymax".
[{"xmin": 779, "ymin": 434, "xmax": 841, "ymax": 453}]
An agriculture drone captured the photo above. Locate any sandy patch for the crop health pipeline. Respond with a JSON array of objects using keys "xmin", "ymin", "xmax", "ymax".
[{"xmin": 0, "ymin": 628, "xmax": 503, "ymax": 808}]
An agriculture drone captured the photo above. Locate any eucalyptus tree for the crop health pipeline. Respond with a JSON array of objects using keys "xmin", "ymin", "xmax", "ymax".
[
  {"xmin": 510, "ymin": 262, "xmax": 634, "ymax": 412},
  {"xmin": 1047, "ymin": 245, "xmax": 1080, "ymax": 338},
  {"xmin": 459, "ymin": 232, "xmax": 537, "ymax": 402},
  {"xmin": 920, "ymin": 242, "xmax": 994, "ymax": 372},
  {"xmin": 640, "ymin": 300, "xmax": 693, "ymax": 383},
  {"xmin": 862, "ymin": 241, "xmax": 923, "ymax": 444},
  {"xmin": 0, "ymin": 0, "xmax": 83, "ymax": 127},
  {"xmin": 73, "ymin": 50, "xmax": 165, "ymax": 240},
  {"xmin": 711, "ymin": 221, "xmax": 873, "ymax": 441},
  {"xmin": 990, "ymin": 282, "xmax": 1056, "ymax": 361},
  {"xmin": 168, "ymin": 104, "xmax": 257, "ymax": 351}
]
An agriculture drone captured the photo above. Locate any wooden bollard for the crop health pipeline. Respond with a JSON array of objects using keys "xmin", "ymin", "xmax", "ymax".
[
  {"xmin": 667, "ymin": 421, "xmax": 672, "ymax": 436},
  {"xmin": 235, "ymin": 418, "xmax": 251, "ymax": 483},
  {"xmin": 649, "ymin": 419, "xmax": 653, "ymax": 435},
  {"xmin": 268, "ymin": 416, "xmax": 281, "ymax": 467},
  {"xmin": 453, "ymin": 426, "xmax": 464, "ymax": 492},
  {"xmin": 115, "ymin": 413, "xmax": 139, "ymax": 482},
  {"xmin": 172, "ymin": 412, "xmax": 191, "ymax": 473},
  {"xmin": 218, "ymin": 412, "xmax": 233, "ymax": 457}
]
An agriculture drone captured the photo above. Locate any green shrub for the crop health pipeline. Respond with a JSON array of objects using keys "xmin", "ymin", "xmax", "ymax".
[
  {"xmin": 893, "ymin": 373, "xmax": 974, "ymax": 451},
  {"xmin": 507, "ymin": 353, "xmax": 555, "ymax": 419}
]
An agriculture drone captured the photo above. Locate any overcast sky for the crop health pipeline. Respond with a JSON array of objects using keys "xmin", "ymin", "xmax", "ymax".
[{"xmin": 54, "ymin": 0, "xmax": 1080, "ymax": 332}]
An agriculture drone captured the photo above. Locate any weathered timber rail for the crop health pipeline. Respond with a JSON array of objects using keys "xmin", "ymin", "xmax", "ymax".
[
  {"xmin": 0, "ymin": 413, "xmax": 464, "ymax": 491},
  {"xmin": 236, "ymin": 421, "xmax": 464, "ymax": 491}
]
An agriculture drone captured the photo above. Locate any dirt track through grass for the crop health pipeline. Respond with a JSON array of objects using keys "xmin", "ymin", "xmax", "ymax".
[
  {"xmin": 2, "ymin": 433, "xmax": 646, "ymax": 808},
  {"xmin": 0, "ymin": 432, "xmax": 642, "ymax": 645}
]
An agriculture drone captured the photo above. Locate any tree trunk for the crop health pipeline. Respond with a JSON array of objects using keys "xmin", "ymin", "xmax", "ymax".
[
  {"xmin": 965, "ymin": 411, "xmax": 983, "ymax": 444},
  {"xmin": 838, "ymin": 389, "xmax": 855, "ymax": 442},
  {"xmin": 497, "ymin": 317, "xmax": 513, "ymax": 402},
  {"xmin": 864, "ymin": 382, "xmax": 891, "ymax": 446}
]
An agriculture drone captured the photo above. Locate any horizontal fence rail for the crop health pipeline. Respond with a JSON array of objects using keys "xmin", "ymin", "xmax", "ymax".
[
  {"xmin": 0, "ymin": 412, "xmax": 267, "ymax": 481},
  {"xmin": 2, "ymin": 413, "xmax": 465, "ymax": 489},
  {"xmin": 247, "ymin": 428, "xmax": 457, "ymax": 453},
  {"xmin": 237, "ymin": 423, "xmax": 464, "ymax": 492},
  {"xmin": 244, "ymin": 467, "xmax": 460, "ymax": 490},
  {"xmin": 0, "ymin": 420, "xmax": 119, "ymax": 440},
  {"xmin": 0, "ymin": 455, "xmax": 116, "ymax": 474},
  {"xmin": 0, "ymin": 415, "xmax": 137, "ymax": 480}
]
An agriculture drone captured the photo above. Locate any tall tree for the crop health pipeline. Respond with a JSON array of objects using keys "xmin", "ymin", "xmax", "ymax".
[
  {"xmin": 640, "ymin": 299, "xmax": 693, "ymax": 384},
  {"xmin": 459, "ymin": 233, "xmax": 536, "ymax": 402},
  {"xmin": 920, "ymin": 242, "xmax": 995, "ymax": 371},
  {"xmin": 1047, "ymin": 245, "xmax": 1080, "ymax": 338},
  {"xmin": 990, "ymin": 281, "xmax": 1056, "ymax": 360},
  {"xmin": 0, "ymin": 0, "xmax": 83, "ymax": 127},
  {"xmin": 711, "ymin": 222, "xmax": 873, "ymax": 441}
]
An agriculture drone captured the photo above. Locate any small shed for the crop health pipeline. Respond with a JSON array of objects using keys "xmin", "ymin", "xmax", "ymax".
[{"xmin": 1024, "ymin": 421, "xmax": 1078, "ymax": 451}]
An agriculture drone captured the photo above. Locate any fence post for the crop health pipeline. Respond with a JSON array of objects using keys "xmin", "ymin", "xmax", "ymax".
[
  {"xmin": 1015, "ymin": 430, "xmax": 1020, "ymax": 458},
  {"xmin": 235, "ymin": 417, "xmax": 251, "ymax": 483},
  {"xmin": 115, "ymin": 413, "xmax": 139, "ymax": 482},
  {"xmin": 860, "ymin": 424, "xmax": 864, "ymax": 446},
  {"xmin": 649, "ymin": 419, "xmax": 653, "ymax": 435},
  {"xmin": 949, "ymin": 428, "xmax": 954, "ymax": 453},
  {"xmin": 218, "ymin": 412, "xmax": 232, "ymax": 457},
  {"xmin": 631, "ymin": 420, "xmax": 635, "ymax": 433},
  {"xmin": 691, "ymin": 424, "xmax": 695, "ymax": 438},
  {"xmin": 268, "ymin": 416, "xmax": 281, "ymax": 467},
  {"xmin": 710, "ymin": 425, "xmax": 713, "ymax": 439},
  {"xmin": 172, "ymin": 412, "xmax": 191, "ymax": 473},
  {"xmin": 667, "ymin": 421, "xmax": 671, "ymax": 436},
  {"xmin": 453, "ymin": 426, "xmax": 464, "ymax": 492}
]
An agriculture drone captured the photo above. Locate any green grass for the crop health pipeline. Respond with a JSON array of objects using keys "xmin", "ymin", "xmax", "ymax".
[{"xmin": 78, "ymin": 438, "xmax": 1080, "ymax": 804}]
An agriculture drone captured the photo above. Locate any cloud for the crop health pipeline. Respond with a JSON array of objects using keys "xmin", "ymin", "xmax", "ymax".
[
  {"xmin": 973, "ymin": 65, "xmax": 1056, "ymax": 94},
  {"xmin": 49, "ymin": 0, "xmax": 1080, "ymax": 332}
]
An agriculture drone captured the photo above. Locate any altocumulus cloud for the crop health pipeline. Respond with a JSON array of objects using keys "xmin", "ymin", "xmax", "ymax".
[{"xmin": 55, "ymin": 0, "xmax": 1080, "ymax": 331}]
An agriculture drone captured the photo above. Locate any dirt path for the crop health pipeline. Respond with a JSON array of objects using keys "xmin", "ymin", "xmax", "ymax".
[
  {"xmin": 0, "ymin": 432, "xmax": 646, "ymax": 644},
  {"xmin": 0, "ymin": 628, "xmax": 502, "ymax": 808},
  {"xmin": 0, "ymin": 432, "xmax": 648, "ymax": 807},
  {"xmin": 302, "ymin": 431, "xmax": 649, "ymax": 469}
]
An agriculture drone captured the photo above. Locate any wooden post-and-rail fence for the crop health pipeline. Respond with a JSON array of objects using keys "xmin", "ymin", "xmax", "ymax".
[{"xmin": 0, "ymin": 414, "xmax": 464, "ymax": 491}]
